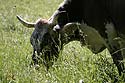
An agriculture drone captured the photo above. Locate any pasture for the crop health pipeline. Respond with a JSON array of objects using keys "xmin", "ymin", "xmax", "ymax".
[{"xmin": 0, "ymin": 0, "xmax": 124, "ymax": 82}]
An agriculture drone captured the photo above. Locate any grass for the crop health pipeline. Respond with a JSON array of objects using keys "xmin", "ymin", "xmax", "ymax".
[{"xmin": 0, "ymin": 0, "xmax": 124, "ymax": 83}]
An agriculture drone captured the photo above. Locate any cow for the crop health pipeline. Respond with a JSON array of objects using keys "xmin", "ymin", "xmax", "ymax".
[{"xmin": 17, "ymin": 0, "xmax": 125, "ymax": 76}]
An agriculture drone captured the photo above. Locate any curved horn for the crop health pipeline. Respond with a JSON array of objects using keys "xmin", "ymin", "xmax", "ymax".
[
  {"xmin": 16, "ymin": 15, "xmax": 35, "ymax": 28},
  {"xmin": 62, "ymin": 23, "xmax": 81, "ymax": 33},
  {"xmin": 48, "ymin": 10, "xmax": 66, "ymax": 25}
]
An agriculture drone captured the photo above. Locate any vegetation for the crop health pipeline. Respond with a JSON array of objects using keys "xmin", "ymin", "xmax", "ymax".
[{"xmin": 0, "ymin": 0, "xmax": 124, "ymax": 82}]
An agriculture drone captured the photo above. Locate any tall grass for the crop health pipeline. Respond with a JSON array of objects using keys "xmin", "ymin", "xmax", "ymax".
[{"xmin": 0, "ymin": 0, "xmax": 124, "ymax": 83}]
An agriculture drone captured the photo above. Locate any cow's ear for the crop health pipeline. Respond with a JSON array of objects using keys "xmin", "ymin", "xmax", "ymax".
[{"xmin": 62, "ymin": 23, "xmax": 81, "ymax": 34}]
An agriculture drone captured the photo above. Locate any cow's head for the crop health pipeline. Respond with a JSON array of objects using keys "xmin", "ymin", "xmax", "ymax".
[
  {"xmin": 17, "ymin": 15, "xmax": 61, "ymax": 67},
  {"xmin": 17, "ymin": 16, "xmax": 49, "ymax": 51}
]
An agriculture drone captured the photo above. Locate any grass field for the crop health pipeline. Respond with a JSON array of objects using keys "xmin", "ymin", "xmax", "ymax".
[{"xmin": 0, "ymin": 0, "xmax": 124, "ymax": 83}]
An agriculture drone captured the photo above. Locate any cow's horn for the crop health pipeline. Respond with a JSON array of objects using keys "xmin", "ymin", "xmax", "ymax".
[
  {"xmin": 48, "ymin": 11, "xmax": 66, "ymax": 25},
  {"xmin": 62, "ymin": 23, "xmax": 81, "ymax": 32},
  {"xmin": 16, "ymin": 15, "xmax": 35, "ymax": 28}
]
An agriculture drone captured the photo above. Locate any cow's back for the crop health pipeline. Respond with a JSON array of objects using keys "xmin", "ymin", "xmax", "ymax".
[
  {"xmin": 67, "ymin": 0, "xmax": 108, "ymax": 37},
  {"xmin": 61, "ymin": 0, "xmax": 125, "ymax": 36}
]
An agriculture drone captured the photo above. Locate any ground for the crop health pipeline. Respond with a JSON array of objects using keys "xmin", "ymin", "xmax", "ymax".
[{"xmin": 0, "ymin": 0, "xmax": 124, "ymax": 82}]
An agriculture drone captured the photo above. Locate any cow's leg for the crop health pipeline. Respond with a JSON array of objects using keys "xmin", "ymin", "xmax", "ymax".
[
  {"xmin": 105, "ymin": 23, "xmax": 125, "ymax": 75},
  {"xmin": 111, "ymin": 51, "xmax": 124, "ymax": 76},
  {"xmin": 108, "ymin": 41, "xmax": 124, "ymax": 75}
]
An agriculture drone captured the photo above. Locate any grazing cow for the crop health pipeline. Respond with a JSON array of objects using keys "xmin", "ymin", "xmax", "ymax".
[{"xmin": 17, "ymin": 0, "xmax": 125, "ymax": 76}]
